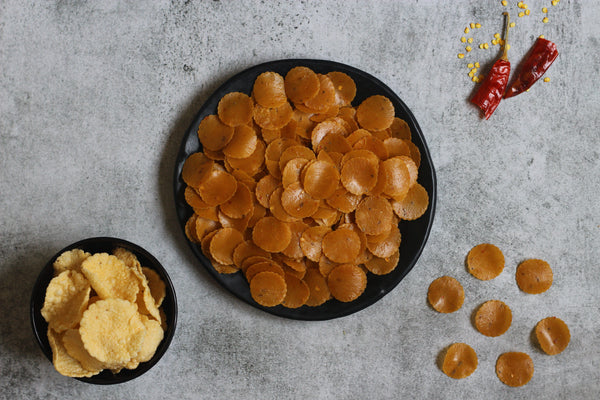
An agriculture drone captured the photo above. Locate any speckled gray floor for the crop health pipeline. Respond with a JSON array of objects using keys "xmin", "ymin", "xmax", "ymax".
[{"xmin": 1, "ymin": 1, "xmax": 599, "ymax": 399}]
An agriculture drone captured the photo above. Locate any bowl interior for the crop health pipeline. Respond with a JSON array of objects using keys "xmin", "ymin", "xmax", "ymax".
[{"xmin": 30, "ymin": 237, "xmax": 177, "ymax": 384}]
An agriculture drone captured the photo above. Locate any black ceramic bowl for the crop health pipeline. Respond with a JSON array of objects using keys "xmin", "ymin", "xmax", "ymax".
[
  {"xmin": 174, "ymin": 59, "xmax": 436, "ymax": 320},
  {"xmin": 30, "ymin": 237, "xmax": 177, "ymax": 384}
]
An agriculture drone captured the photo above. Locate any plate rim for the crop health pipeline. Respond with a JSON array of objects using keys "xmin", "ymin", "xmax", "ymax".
[{"xmin": 173, "ymin": 58, "xmax": 437, "ymax": 320}]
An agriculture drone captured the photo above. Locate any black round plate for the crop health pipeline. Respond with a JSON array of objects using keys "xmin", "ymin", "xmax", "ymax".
[
  {"xmin": 173, "ymin": 59, "xmax": 436, "ymax": 320},
  {"xmin": 30, "ymin": 237, "xmax": 178, "ymax": 384}
]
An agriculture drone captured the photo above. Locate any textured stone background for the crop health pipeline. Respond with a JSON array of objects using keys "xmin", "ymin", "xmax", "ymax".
[{"xmin": 1, "ymin": 1, "xmax": 598, "ymax": 399}]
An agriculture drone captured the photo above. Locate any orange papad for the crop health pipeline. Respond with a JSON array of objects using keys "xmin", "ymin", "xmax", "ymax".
[
  {"xmin": 496, "ymin": 352, "xmax": 534, "ymax": 387},
  {"xmin": 535, "ymin": 316, "xmax": 570, "ymax": 355},
  {"xmin": 475, "ymin": 300, "xmax": 512, "ymax": 337},
  {"xmin": 442, "ymin": 343, "xmax": 478, "ymax": 379},
  {"xmin": 516, "ymin": 258, "xmax": 553, "ymax": 294},
  {"xmin": 428, "ymin": 276, "xmax": 464, "ymax": 313},
  {"xmin": 467, "ymin": 243, "xmax": 505, "ymax": 280}
]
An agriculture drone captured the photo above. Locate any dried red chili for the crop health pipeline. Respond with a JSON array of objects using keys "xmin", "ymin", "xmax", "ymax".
[
  {"xmin": 504, "ymin": 38, "xmax": 558, "ymax": 99},
  {"xmin": 471, "ymin": 13, "xmax": 511, "ymax": 120}
]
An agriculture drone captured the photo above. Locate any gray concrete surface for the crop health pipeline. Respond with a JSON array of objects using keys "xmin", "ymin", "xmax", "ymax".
[{"xmin": 1, "ymin": 1, "xmax": 598, "ymax": 399}]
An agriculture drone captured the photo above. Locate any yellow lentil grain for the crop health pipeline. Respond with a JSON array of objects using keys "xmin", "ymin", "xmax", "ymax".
[
  {"xmin": 474, "ymin": 62, "xmax": 480, "ymax": 68},
  {"xmin": 518, "ymin": 1, "xmax": 523, "ymax": 7},
  {"xmin": 509, "ymin": 22, "xmax": 516, "ymax": 28},
  {"xmin": 469, "ymin": 71, "xmax": 475, "ymax": 78},
  {"xmin": 458, "ymin": 53, "xmax": 465, "ymax": 59},
  {"xmin": 475, "ymin": 23, "xmax": 482, "ymax": 29},
  {"xmin": 470, "ymin": 68, "xmax": 477, "ymax": 74},
  {"xmin": 461, "ymin": 36, "xmax": 467, "ymax": 43},
  {"xmin": 543, "ymin": 17, "xmax": 549, "ymax": 23},
  {"xmin": 468, "ymin": 37, "xmax": 474, "ymax": 43},
  {"xmin": 466, "ymin": 46, "xmax": 472, "ymax": 52},
  {"xmin": 492, "ymin": 39, "xmax": 498, "ymax": 45},
  {"xmin": 544, "ymin": 77, "xmax": 551, "ymax": 82},
  {"xmin": 505, "ymin": 44, "xmax": 511, "ymax": 50},
  {"xmin": 472, "ymin": 76, "xmax": 478, "ymax": 82},
  {"xmin": 465, "ymin": 27, "xmax": 470, "ymax": 34},
  {"xmin": 552, "ymin": 0, "xmax": 558, "ymax": 5},
  {"xmin": 467, "ymin": 63, "xmax": 474, "ymax": 68},
  {"xmin": 539, "ymin": 34, "xmax": 545, "ymax": 38},
  {"xmin": 525, "ymin": 9, "xmax": 530, "ymax": 15},
  {"xmin": 502, "ymin": 0, "xmax": 507, "ymax": 6},
  {"xmin": 484, "ymin": 43, "xmax": 489, "ymax": 49},
  {"xmin": 542, "ymin": 7, "xmax": 548, "ymax": 13},
  {"xmin": 519, "ymin": 12, "xmax": 525, "ymax": 17},
  {"xmin": 494, "ymin": 33, "xmax": 501, "ymax": 39},
  {"xmin": 470, "ymin": 23, "xmax": 476, "ymax": 29}
]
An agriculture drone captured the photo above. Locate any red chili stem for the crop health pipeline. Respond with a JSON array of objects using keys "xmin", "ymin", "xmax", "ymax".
[{"xmin": 501, "ymin": 12, "xmax": 510, "ymax": 60}]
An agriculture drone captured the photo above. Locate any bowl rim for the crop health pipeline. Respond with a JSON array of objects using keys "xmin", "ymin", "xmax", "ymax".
[{"xmin": 30, "ymin": 236, "xmax": 178, "ymax": 384}]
